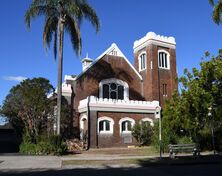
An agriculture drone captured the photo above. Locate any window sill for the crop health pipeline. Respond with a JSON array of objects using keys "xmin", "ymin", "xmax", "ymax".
[
  {"xmin": 98, "ymin": 131, "xmax": 113, "ymax": 135},
  {"xmin": 139, "ymin": 68, "xmax": 146, "ymax": 72},
  {"xmin": 158, "ymin": 67, "xmax": 170, "ymax": 70},
  {"xmin": 121, "ymin": 131, "xmax": 132, "ymax": 135}
]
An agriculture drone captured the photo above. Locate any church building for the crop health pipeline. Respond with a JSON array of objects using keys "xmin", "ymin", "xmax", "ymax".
[{"xmin": 61, "ymin": 32, "xmax": 177, "ymax": 148}]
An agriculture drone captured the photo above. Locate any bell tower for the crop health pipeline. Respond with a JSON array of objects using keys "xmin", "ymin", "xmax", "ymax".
[{"xmin": 133, "ymin": 32, "xmax": 178, "ymax": 107}]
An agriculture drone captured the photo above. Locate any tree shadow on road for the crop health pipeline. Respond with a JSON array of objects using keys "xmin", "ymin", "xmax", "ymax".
[{"xmin": 137, "ymin": 154, "xmax": 222, "ymax": 167}]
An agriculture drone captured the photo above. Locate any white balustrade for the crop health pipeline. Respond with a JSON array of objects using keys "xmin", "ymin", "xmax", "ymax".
[{"xmin": 79, "ymin": 96, "xmax": 159, "ymax": 110}]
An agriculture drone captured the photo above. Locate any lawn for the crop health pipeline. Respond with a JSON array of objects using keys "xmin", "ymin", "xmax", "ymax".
[
  {"xmin": 62, "ymin": 155, "xmax": 222, "ymax": 167},
  {"xmin": 79, "ymin": 146, "xmax": 158, "ymax": 156}
]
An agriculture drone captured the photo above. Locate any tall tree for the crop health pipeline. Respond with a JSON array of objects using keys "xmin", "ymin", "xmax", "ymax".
[
  {"xmin": 0, "ymin": 78, "xmax": 54, "ymax": 137},
  {"xmin": 24, "ymin": 0, "xmax": 100, "ymax": 135},
  {"xmin": 209, "ymin": 0, "xmax": 222, "ymax": 24}
]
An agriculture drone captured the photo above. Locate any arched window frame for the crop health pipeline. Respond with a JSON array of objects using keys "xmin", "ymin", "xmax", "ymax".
[
  {"xmin": 158, "ymin": 50, "xmax": 170, "ymax": 70},
  {"xmin": 140, "ymin": 118, "xmax": 154, "ymax": 127},
  {"xmin": 80, "ymin": 114, "xmax": 87, "ymax": 131},
  {"xmin": 79, "ymin": 114, "xmax": 88, "ymax": 140},
  {"xmin": 98, "ymin": 116, "xmax": 114, "ymax": 134},
  {"xmin": 119, "ymin": 117, "xmax": 135, "ymax": 134},
  {"xmin": 99, "ymin": 78, "xmax": 129, "ymax": 100},
  {"xmin": 138, "ymin": 51, "xmax": 147, "ymax": 72}
]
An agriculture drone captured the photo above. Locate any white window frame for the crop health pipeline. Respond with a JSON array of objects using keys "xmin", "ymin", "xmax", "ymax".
[
  {"xmin": 80, "ymin": 114, "xmax": 87, "ymax": 131},
  {"xmin": 158, "ymin": 50, "xmax": 170, "ymax": 70},
  {"xmin": 138, "ymin": 51, "xmax": 147, "ymax": 72},
  {"xmin": 140, "ymin": 118, "xmax": 154, "ymax": 127},
  {"xmin": 79, "ymin": 114, "xmax": 87, "ymax": 140},
  {"xmin": 119, "ymin": 117, "xmax": 135, "ymax": 134},
  {"xmin": 98, "ymin": 116, "xmax": 114, "ymax": 134},
  {"xmin": 99, "ymin": 78, "xmax": 129, "ymax": 100}
]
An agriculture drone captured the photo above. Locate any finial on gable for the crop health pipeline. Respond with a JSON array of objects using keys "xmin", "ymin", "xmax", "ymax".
[{"xmin": 82, "ymin": 53, "xmax": 93, "ymax": 71}]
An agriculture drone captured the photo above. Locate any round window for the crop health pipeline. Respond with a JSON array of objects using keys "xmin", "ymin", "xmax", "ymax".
[{"xmin": 110, "ymin": 83, "xmax": 117, "ymax": 90}]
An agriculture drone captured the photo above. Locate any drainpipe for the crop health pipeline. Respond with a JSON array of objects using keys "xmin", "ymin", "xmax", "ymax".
[
  {"xmin": 87, "ymin": 96, "xmax": 91, "ymax": 150},
  {"xmin": 157, "ymin": 56, "xmax": 162, "ymax": 159},
  {"xmin": 96, "ymin": 111, "xmax": 99, "ymax": 148}
]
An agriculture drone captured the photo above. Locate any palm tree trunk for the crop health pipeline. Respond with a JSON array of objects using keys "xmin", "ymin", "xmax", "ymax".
[{"xmin": 57, "ymin": 16, "xmax": 65, "ymax": 135}]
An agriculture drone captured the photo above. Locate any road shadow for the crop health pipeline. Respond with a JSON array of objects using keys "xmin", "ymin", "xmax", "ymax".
[
  {"xmin": 1, "ymin": 162, "xmax": 222, "ymax": 176},
  {"xmin": 137, "ymin": 154, "xmax": 222, "ymax": 167}
]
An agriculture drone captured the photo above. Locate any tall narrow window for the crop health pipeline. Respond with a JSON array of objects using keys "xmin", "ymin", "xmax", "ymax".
[
  {"xmin": 138, "ymin": 52, "xmax": 147, "ymax": 71},
  {"xmin": 163, "ymin": 84, "xmax": 167, "ymax": 96},
  {"xmin": 158, "ymin": 51, "xmax": 170, "ymax": 69}
]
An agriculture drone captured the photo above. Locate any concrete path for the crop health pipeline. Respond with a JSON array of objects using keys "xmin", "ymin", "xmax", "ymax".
[{"xmin": 0, "ymin": 156, "xmax": 61, "ymax": 169}]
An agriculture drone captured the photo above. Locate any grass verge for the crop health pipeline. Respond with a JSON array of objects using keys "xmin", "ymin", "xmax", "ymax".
[{"xmin": 62, "ymin": 155, "xmax": 222, "ymax": 167}]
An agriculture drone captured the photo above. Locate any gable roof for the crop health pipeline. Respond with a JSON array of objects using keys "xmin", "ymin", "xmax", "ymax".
[{"xmin": 76, "ymin": 43, "xmax": 143, "ymax": 81}]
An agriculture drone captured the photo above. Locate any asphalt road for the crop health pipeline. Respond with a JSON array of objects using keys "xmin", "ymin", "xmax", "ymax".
[{"xmin": 0, "ymin": 163, "xmax": 221, "ymax": 176}]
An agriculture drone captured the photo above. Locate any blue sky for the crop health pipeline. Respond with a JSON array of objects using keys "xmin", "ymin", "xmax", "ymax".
[{"xmin": 0, "ymin": 0, "xmax": 222, "ymax": 123}]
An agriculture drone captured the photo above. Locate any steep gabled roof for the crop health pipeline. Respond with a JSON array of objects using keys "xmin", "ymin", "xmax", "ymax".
[{"xmin": 76, "ymin": 43, "xmax": 143, "ymax": 81}]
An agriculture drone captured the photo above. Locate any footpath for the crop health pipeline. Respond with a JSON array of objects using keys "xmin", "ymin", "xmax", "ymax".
[
  {"xmin": 0, "ymin": 155, "xmax": 61, "ymax": 170},
  {"xmin": 0, "ymin": 152, "xmax": 221, "ymax": 170}
]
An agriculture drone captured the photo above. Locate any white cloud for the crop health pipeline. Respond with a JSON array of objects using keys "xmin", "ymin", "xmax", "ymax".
[{"xmin": 3, "ymin": 76, "xmax": 27, "ymax": 82}]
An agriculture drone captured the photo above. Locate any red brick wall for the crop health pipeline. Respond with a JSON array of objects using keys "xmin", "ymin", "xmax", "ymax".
[
  {"xmin": 95, "ymin": 112, "xmax": 155, "ymax": 148},
  {"xmin": 72, "ymin": 54, "xmax": 145, "ymax": 129},
  {"xmin": 74, "ymin": 54, "xmax": 143, "ymax": 111},
  {"xmin": 134, "ymin": 44, "xmax": 178, "ymax": 107}
]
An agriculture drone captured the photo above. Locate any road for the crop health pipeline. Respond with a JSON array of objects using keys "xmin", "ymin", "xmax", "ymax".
[{"xmin": 0, "ymin": 163, "xmax": 221, "ymax": 176}]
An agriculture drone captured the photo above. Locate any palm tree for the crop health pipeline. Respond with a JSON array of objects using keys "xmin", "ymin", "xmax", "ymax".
[
  {"xmin": 25, "ymin": 0, "xmax": 100, "ymax": 135},
  {"xmin": 209, "ymin": 0, "xmax": 222, "ymax": 24}
]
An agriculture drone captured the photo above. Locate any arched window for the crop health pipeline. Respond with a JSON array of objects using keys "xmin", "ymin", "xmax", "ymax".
[
  {"xmin": 140, "ymin": 118, "xmax": 154, "ymax": 127},
  {"xmin": 79, "ymin": 114, "xmax": 88, "ymax": 140},
  {"xmin": 158, "ymin": 50, "xmax": 170, "ymax": 69},
  {"xmin": 98, "ymin": 117, "xmax": 114, "ymax": 134},
  {"xmin": 99, "ymin": 78, "xmax": 129, "ymax": 100},
  {"xmin": 138, "ymin": 52, "xmax": 147, "ymax": 71},
  {"xmin": 119, "ymin": 117, "xmax": 135, "ymax": 134}
]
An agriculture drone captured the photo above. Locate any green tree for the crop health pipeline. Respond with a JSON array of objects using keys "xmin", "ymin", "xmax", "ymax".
[
  {"xmin": 132, "ymin": 121, "xmax": 154, "ymax": 146},
  {"xmin": 25, "ymin": 0, "xmax": 100, "ymax": 135},
  {"xmin": 160, "ymin": 51, "xmax": 222, "ymax": 151},
  {"xmin": 209, "ymin": 0, "xmax": 222, "ymax": 24},
  {"xmin": 0, "ymin": 78, "xmax": 54, "ymax": 138}
]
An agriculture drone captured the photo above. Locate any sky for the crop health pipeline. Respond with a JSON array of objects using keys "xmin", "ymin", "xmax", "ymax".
[{"xmin": 0, "ymin": 0, "xmax": 222, "ymax": 123}]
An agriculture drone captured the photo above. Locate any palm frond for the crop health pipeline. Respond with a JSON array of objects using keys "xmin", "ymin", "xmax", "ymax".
[
  {"xmin": 212, "ymin": 2, "xmax": 222, "ymax": 24},
  {"xmin": 78, "ymin": 1, "xmax": 100, "ymax": 32},
  {"xmin": 209, "ymin": 0, "xmax": 215, "ymax": 6},
  {"xmin": 43, "ymin": 16, "xmax": 58, "ymax": 59},
  {"xmin": 65, "ymin": 14, "xmax": 82, "ymax": 56},
  {"xmin": 53, "ymin": 29, "xmax": 58, "ymax": 60},
  {"xmin": 25, "ymin": 3, "xmax": 58, "ymax": 29}
]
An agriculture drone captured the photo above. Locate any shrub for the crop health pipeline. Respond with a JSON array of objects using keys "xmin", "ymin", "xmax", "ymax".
[
  {"xmin": 152, "ymin": 120, "xmax": 178, "ymax": 152},
  {"xmin": 177, "ymin": 136, "xmax": 193, "ymax": 144},
  {"xmin": 49, "ymin": 135, "xmax": 67, "ymax": 155},
  {"xmin": 19, "ymin": 134, "xmax": 67, "ymax": 155},
  {"xmin": 19, "ymin": 142, "xmax": 36, "ymax": 155},
  {"xmin": 132, "ymin": 121, "xmax": 153, "ymax": 146}
]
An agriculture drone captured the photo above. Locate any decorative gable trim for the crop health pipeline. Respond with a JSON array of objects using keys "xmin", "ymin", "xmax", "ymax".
[{"xmin": 76, "ymin": 43, "xmax": 143, "ymax": 81}]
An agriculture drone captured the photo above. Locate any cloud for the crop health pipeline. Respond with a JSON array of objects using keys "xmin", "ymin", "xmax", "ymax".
[{"xmin": 3, "ymin": 76, "xmax": 27, "ymax": 82}]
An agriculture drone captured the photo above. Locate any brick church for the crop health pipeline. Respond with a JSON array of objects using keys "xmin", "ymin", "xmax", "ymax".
[{"xmin": 61, "ymin": 32, "xmax": 177, "ymax": 148}]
